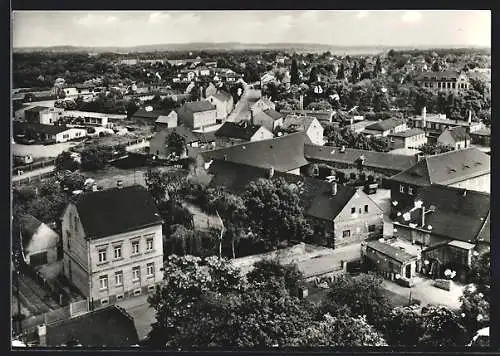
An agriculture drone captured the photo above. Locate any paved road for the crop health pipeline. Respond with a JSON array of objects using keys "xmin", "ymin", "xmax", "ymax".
[{"xmin": 226, "ymin": 84, "xmax": 261, "ymax": 123}]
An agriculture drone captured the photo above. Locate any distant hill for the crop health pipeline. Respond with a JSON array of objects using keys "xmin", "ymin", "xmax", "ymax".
[{"xmin": 13, "ymin": 42, "xmax": 491, "ymax": 55}]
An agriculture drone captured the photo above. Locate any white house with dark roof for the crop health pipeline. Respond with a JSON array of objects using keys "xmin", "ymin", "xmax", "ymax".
[
  {"xmin": 205, "ymin": 90, "xmax": 234, "ymax": 121},
  {"xmin": 18, "ymin": 214, "xmax": 59, "ymax": 267},
  {"xmin": 415, "ymin": 70, "xmax": 470, "ymax": 92},
  {"xmin": 61, "ymin": 185, "xmax": 164, "ymax": 308},
  {"xmin": 387, "ymin": 128, "xmax": 427, "ymax": 150},
  {"xmin": 250, "ymin": 96, "xmax": 275, "ymax": 115},
  {"xmin": 177, "ymin": 100, "xmax": 217, "ymax": 129},
  {"xmin": 281, "ymin": 115, "xmax": 324, "ymax": 146}
]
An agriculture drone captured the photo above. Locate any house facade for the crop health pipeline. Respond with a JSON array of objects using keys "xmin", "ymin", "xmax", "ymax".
[
  {"xmin": 178, "ymin": 101, "xmax": 217, "ymax": 129},
  {"xmin": 250, "ymin": 96, "xmax": 276, "ymax": 115},
  {"xmin": 252, "ymin": 108, "xmax": 284, "ymax": 132},
  {"xmin": 154, "ymin": 110, "xmax": 178, "ymax": 129},
  {"xmin": 61, "ymin": 185, "xmax": 164, "ymax": 308},
  {"xmin": 281, "ymin": 115, "xmax": 324, "ymax": 146},
  {"xmin": 388, "ymin": 128, "xmax": 427, "ymax": 150},
  {"xmin": 363, "ymin": 118, "xmax": 407, "ymax": 137},
  {"xmin": 206, "ymin": 91, "xmax": 234, "ymax": 121},
  {"xmin": 437, "ymin": 127, "xmax": 471, "ymax": 150},
  {"xmin": 19, "ymin": 214, "xmax": 59, "ymax": 267},
  {"xmin": 307, "ymin": 183, "xmax": 384, "ymax": 249},
  {"xmin": 416, "ymin": 71, "xmax": 470, "ymax": 92}
]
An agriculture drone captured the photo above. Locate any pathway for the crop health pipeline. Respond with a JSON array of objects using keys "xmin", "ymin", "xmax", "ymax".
[{"xmin": 226, "ymin": 84, "xmax": 261, "ymax": 123}]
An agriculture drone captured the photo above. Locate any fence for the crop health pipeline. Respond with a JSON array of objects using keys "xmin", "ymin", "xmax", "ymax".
[
  {"xmin": 12, "ymin": 169, "xmax": 57, "ymax": 186},
  {"xmin": 12, "ymin": 159, "xmax": 56, "ymax": 175}
]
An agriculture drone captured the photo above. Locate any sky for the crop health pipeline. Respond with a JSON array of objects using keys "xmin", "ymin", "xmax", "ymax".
[{"xmin": 12, "ymin": 10, "xmax": 491, "ymax": 48}]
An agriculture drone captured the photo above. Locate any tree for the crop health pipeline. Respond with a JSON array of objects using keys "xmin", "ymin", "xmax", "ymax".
[
  {"xmin": 374, "ymin": 57, "xmax": 382, "ymax": 77},
  {"xmin": 297, "ymin": 313, "xmax": 387, "ymax": 347},
  {"xmin": 309, "ymin": 66, "xmax": 319, "ymax": 83},
  {"xmin": 382, "ymin": 305, "xmax": 424, "ymax": 346},
  {"xmin": 125, "ymin": 100, "xmax": 139, "ymax": 118},
  {"xmin": 242, "ymin": 178, "xmax": 312, "ymax": 250},
  {"xmin": 166, "ymin": 132, "xmax": 186, "ymax": 156},
  {"xmin": 321, "ymin": 273, "xmax": 392, "ymax": 329},
  {"xmin": 419, "ymin": 305, "xmax": 467, "ymax": 346},
  {"xmin": 290, "ymin": 58, "xmax": 300, "ymax": 85},
  {"xmin": 459, "ymin": 285, "xmax": 490, "ymax": 339},
  {"xmin": 432, "ymin": 61, "xmax": 441, "ymax": 72},
  {"xmin": 55, "ymin": 151, "xmax": 79, "ymax": 172},
  {"xmin": 246, "ymin": 259, "xmax": 303, "ymax": 295},
  {"xmin": 350, "ymin": 62, "xmax": 359, "ymax": 83},
  {"xmin": 336, "ymin": 63, "xmax": 345, "ymax": 80},
  {"xmin": 467, "ymin": 250, "xmax": 490, "ymax": 299},
  {"xmin": 418, "ymin": 143, "xmax": 454, "ymax": 155},
  {"xmin": 59, "ymin": 172, "xmax": 86, "ymax": 192},
  {"xmin": 80, "ymin": 145, "xmax": 110, "ymax": 170},
  {"xmin": 306, "ymin": 100, "xmax": 332, "ymax": 111}
]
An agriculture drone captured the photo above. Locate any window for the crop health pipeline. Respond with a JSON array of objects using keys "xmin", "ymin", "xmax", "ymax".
[
  {"xmin": 351, "ymin": 207, "xmax": 356, "ymax": 214},
  {"xmin": 98, "ymin": 248, "xmax": 107, "ymax": 263},
  {"xmin": 408, "ymin": 187, "xmax": 414, "ymax": 195},
  {"xmin": 131, "ymin": 240, "xmax": 140, "ymax": 255},
  {"xmin": 132, "ymin": 266, "xmax": 141, "ymax": 281},
  {"xmin": 146, "ymin": 263, "xmax": 155, "ymax": 277},
  {"xmin": 368, "ymin": 224, "xmax": 376, "ymax": 232},
  {"xmin": 99, "ymin": 275, "xmax": 108, "ymax": 290},
  {"xmin": 146, "ymin": 238, "xmax": 154, "ymax": 251},
  {"xmin": 452, "ymin": 83, "xmax": 456, "ymax": 89},
  {"xmin": 364, "ymin": 205, "xmax": 369, "ymax": 213},
  {"xmin": 117, "ymin": 294, "xmax": 124, "ymax": 301},
  {"xmin": 399, "ymin": 185, "xmax": 405, "ymax": 193},
  {"xmin": 115, "ymin": 271, "xmax": 123, "ymax": 286},
  {"xmin": 114, "ymin": 245, "xmax": 122, "ymax": 259},
  {"xmin": 342, "ymin": 230, "xmax": 351, "ymax": 238}
]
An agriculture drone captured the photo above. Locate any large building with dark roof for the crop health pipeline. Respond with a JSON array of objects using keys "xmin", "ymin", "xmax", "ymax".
[
  {"xmin": 198, "ymin": 132, "xmax": 309, "ymax": 175},
  {"xmin": 388, "ymin": 147, "xmax": 490, "ymax": 214},
  {"xmin": 214, "ymin": 121, "xmax": 273, "ymax": 147},
  {"xmin": 201, "ymin": 159, "xmax": 384, "ymax": 248},
  {"xmin": 362, "ymin": 118, "xmax": 407, "ymax": 137},
  {"xmin": 61, "ymin": 185, "xmax": 164, "ymax": 308}
]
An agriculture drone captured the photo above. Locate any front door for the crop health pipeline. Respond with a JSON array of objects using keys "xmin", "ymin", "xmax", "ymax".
[{"xmin": 405, "ymin": 263, "xmax": 412, "ymax": 278}]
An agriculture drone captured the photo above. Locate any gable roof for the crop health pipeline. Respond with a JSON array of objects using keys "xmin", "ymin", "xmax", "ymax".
[
  {"xmin": 280, "ymin": 109, "xmax": 334, "ymax": 123},
  {"xmin": 18, "ymin": 214, "xmax": 44, "ymax": 249},
  {"xmin": 204, "ymin": 159, "xmax": 358, "ymax": 220},
  {"xmin": 282, "ymin": 115, "xmax": 320, "ymax": 132},
  {"xmin": 366, "ymin": 240, "xmax": 417, "ymax": 264},
  {"xmin": 304, "ymin": 145, "xmax": 417, "ymax": 173},
  {"xmin": 25, "ymin": 106, "xmax": 49, "ymax": 113},
  {"xmin": 416, "ymin": 70, "xmax": 464, "ymax": 81},
  {"xmin": 390, "ymin": 147, "xmax": 490, "ymax": 186},
  {"xmin": 155, "ymin": 111, "xmax": 177, "ymax": 124},
  {"xmin": 394, "ymin": 184, "xmax": 490, "ymax": 243},
  {"xmin": 440, "ymin": 126, "xmax": 470, "ymax": 142},
  {"xmin": 251, "ymin": 96, "xmax": 274, "ymax": 109},
  {"xmin": 211, "ymin": 90, "xmax": 232, "ymax": 102},
  {"xmin": 214, "ymin": 121, "xmax": 266, "ymax": 140},
  {"xmin": 388, "ymin": 128, "xmax": 425, "ymax": 138},
  {"xmin": 199, "ymin": 132, "xmax": 308, "ymax": 172},
  {"xmin": 183, "ymin": 100, "xmax": 216, "ymax": 113},
  {"xmin": 365, "ymin": 118, "xmax": 405, "ymax": 132},
  {"xmin": 259, "ymin": 108, "xmax": 283, "ymax": 121},
  {"xmin": 74, "ymin": 185, "xmax": 162, "ymax": 240},
  {"xmin": 45, "ymin": 305, "xmax": 139, "ymax": 347}
]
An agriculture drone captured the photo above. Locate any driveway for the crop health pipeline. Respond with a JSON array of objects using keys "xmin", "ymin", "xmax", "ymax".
[
  {"xmin": 226, "ymin": 84, "xmax": 261, "ymax": 123},
  {"xmin": 12, "ymin": 142, "xmax": 78, "ymax": 158},
  {"xmin": 381, "ymin": 277, "xmax": 464, "ymax": 310},
  {"xmin": 116, "ymin": 294, "xmax": 156, "ymax": 341}
]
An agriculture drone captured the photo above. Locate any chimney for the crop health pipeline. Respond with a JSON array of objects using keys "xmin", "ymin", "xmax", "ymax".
[
  {"xmin": 117, "ymin": 179, "xmax": 123, "ymax": 189},
  {"xmin": 268, "ymin": 167, "xmax": 275, "ymax": 179},
  {"xmin": 468, "ymin": 110, "xmax": 472, "ymax": 124},
  {"xmin": 331, "ymin": 181, "xmax": 338, "ymax": 196},
  {"xmin": 37, "ymin": 325, "xmax": 47, "ymax": 346},
  {"xmin": 299, "ymin": 95, "xmax": 304, "ymax": 110}
]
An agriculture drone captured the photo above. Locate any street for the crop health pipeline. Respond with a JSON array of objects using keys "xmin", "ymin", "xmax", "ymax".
[{"xmin": 226, "ymin": 83, "xmax": 261, "ymax": 123}]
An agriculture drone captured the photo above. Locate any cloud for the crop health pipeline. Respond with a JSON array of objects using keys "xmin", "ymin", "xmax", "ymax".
[
  {"xmin": 401, "ymin": 11, "xmax": 422, "ymax": 23},
  {"xmin": 148, "ymin": 12, "xmax": 171, "ymax": 24},
  {"xmin": 356, "ymin": 11, "xmax": 369, "ymax": 19},
  {"xmin": 76, "ymin": 13, "xmax": 118, "ymax": 27}
]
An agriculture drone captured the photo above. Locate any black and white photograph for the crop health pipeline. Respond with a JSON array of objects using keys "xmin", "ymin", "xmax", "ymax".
[{"xmin": 10, "ymin": 9, "xmax": 491, "ymax": 349}]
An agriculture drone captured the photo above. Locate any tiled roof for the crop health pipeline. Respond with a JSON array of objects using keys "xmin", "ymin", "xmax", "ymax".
[
  {"xmin": 211, "ymin": 90, "xmax": 232, "ymax": 102},
  {"xmin": 415, "ymin": 70, "xmax": 464, "ymax": 81},
  {"xmin": 214, "ymin": 121, "xmax": 265, "ymax": 140},
  {"xmin": 132, "ymin": 108, "xmax": 171, "ymax": 120},
  {"xmin": 394, "ymin": 184, "xmax": 490, "ymax": 244},
  {"xmin": 282, "ymin": 115, "xmax": 319, "ymax": 132},
  {"xmin": 388, "ymin": 128, "xmax": 425, "ymax": 138},
  {"xmin": 25, "ymin": 106, "xmax": 49, "ymax": 113},
  {"xmin": 259, "ymin": 108, "xmax": 283, "ymax": 121},
  {"xmin": 304, "ymin": 144, "xmax": 417, "ymax": 172},
  {"xmin": 470, "ymin": 127, "xmax": 491, "ymax": 137},
  {"xmin": 18, "ymin": 214, "xmax": 44, "ymax": 249},
  {"xmin": 199, "ymin": 132, "xmax": 309, "ymax": 172},
  {"xmin": 205, "ymin": 159, "xmax": 355, "ymax": 220},
  {"xmin": 366, "ymin": 240, "xmax": 417, "ymax": 264},
  {"xmin": 75, "ymin": 185, "xmax": 162, "ymax": 240},
  {"xmin": 446, "ymin": 126, "xmax": 470, "ymax": 142},
  {"xmin": 155, "ymin": 111, "xmax": 177, "ymax": 124},
  {"xmin": 45, "ymin": 305, "xmax": 139, "ymax": 347},
  {"xmin": 365, "ymin": 118, "xmax": 405, "ymax": 132},
  {"xmin": 183, "ymin": 100, "xmax": 216, "ymax": 113},
  {"xmin": 390, "ymin": 147, "xmax": 490, "ymax": 186}
]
